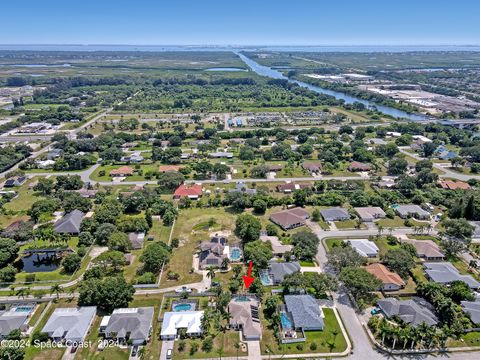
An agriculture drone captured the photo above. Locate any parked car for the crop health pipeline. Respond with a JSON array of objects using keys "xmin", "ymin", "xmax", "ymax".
[
  {"xmin": 131, "ymin": 346, "xmax": 138, "ymax": 357},
  {"xmin": 166, "ymin": 348, "xmax": 173, "ymax": 359}
]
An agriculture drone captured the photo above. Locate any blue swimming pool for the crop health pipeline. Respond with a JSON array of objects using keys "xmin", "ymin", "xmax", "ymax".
[
  {"xmin": 230, "ymin": 247, "xmax": 242, "ymax": 261},
  {"xmin": 173, "ymin": 303, "xmax": 192, "ymax": 312},
  {"xmin": 14, "ymin": 306, "xmax": 34, "ymax": 313},
  {"xmin": 234, "ymin": 296, "xmax": 250, "ymax": 302},
  {"xmin": 260, "ymin": 271, "xmax": 273, "ymax": 286},
  {"xmin": 280, "ymin": 312, "xmax": 293, "ymax": 330}
]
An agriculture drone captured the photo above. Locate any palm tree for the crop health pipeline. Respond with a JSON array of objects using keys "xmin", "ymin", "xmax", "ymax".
[
  {"xmin": 426, "ymin": 224, "xmax": 432, "ymax": 234},
  {"xmin": 377, "ymin": 225, "xmax": 384, "ymax": 237},
  {"xmin": 234, "ymin": 342, "xmax": 240, "ymax": 360},
  {"xmin": 50, "ymin": 284, "xmax": 63, "ymax": 301},
  {"xmin": 206, "ymin": 266, "xmax": 216, "ymax": 280},
  {"xmin": 221, "ymin": 257, "xmax": 230, "ymax": 270},
  {"xmin": 16, "ymin": 287, "xmax": 29, "ymax": 299},
  {"xmin": 469, "ymin": 260, "xmax": 478, "ymax": 270}
]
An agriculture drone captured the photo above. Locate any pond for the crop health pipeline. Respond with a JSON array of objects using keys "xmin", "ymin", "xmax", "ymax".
[{"xmin": 15, "ymin": 252, "xmax": 62, "ymax": 273}]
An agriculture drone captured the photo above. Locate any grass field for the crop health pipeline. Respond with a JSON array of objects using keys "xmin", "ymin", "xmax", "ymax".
[
  {"xmin": 173, "ymin": 331, "xmax": 246, "ymax": 359},
  {"xmin": 160, "ymin": 207, "xmax": 236, "ymax": 288},
  {"xmin": 376, "ymin": 216, "xmax": 406, "ymax": 228}
]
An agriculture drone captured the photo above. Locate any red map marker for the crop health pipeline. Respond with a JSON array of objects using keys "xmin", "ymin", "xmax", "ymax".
[{"xmin": 243, "ymin": 261, "xmax": 255, "ymax": 289}]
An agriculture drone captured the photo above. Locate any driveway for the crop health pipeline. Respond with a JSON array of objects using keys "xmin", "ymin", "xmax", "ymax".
[{"xmin": 159, "ymin": 340, "xmax": 174, "ymax": 360}]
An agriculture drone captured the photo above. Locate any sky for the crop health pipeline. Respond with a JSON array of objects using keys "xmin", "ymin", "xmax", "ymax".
[{"xmin": 2, "ymin": 0, "xmax": 479, "ymax": 46}]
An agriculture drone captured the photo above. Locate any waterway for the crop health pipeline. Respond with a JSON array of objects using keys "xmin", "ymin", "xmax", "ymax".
[{"xmin": 236, "ymin": 52, "xmax": 429, "ymax": 121}]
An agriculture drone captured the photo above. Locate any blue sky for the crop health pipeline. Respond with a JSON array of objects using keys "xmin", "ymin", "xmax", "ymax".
[{"xmin": 2, "ymin": 0, "xmax": 479, "ymax": 45}]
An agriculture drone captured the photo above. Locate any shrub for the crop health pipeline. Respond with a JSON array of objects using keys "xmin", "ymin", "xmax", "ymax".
[{"xmin": 310, "ymin": 342, "xmax": 317, "ymax": 351}]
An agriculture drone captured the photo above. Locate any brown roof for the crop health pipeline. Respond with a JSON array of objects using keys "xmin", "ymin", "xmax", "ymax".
[
  {"xmin": 438, "ymin": 180, "xmax": 470, "ymax": 190},
  {"xmin": 110, "ymin": 166, "xmax": 134, "ymax": 176},
  {"xmin": 348, "ymin": 161, "xmax": 372, "ymax": 171},
  {"xmin": 302, "ymin": 162, "xmax": 322, "ymax": 172},
  {"xmin": 158, "ymin": 165, "xmax": 183, "ymax": 172},
  {"xmin": 403, "ymin": 239, "xmax": 445, "ymax": 259},
  {"xmin": 366, "ymin": 263, "xmax": 405, "ymax": 286},
  {"xmin": 270, "ymin": 208, "xmax": 309, "ymax": 229}
]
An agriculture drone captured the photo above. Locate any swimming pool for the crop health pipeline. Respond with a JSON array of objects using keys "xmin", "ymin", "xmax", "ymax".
[
  {"xmin": 230, "ymin": 247, "xmax": 242, "ymax": 261},
  {"xmin": 280, "ymin": 312, "xmax": 293, "ymax": 330},
  {"xmin": 173, "ymin": 303, "xmax": 192, "ymax": 312},
  {"xmin": 259, "ymin": 270, "xmax": 273, "ymax": 286},
  {"xmin": 234, "ymin": 296, "xmax": 251, "ymax": 302},
  {"xmin": 14, "ymin": 306, "xmax": 34, "ymax": 313}
]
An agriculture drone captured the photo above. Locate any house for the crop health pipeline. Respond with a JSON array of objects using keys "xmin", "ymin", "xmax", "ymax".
[
  {"xmin": 121, "ymin": 142, "xmax": 137, "ymax": 149},
  {"xmin": 348, "ymin": 161, "xmax": 372, "ymax": 172},
  {"xmin": 110, "ymin": 166, "xmax": 134, "ymax": 177},
  {"xmin": 402, "ymin": 239, "xmax": 444, "ymax": 261},
  {"xmin": 54, "ymin": 209, "xmax": 84, "ymax": 234},
  {"xmin": 367, "ymin": 138, "xmax": 387, "ymax": 145},
  {"xmin": 229, "ymin": 181, "xmax": 257, "ymax": 195},
  {"xmin": 302, "ymin": 162, "xmax": 322, "ymax": 173},
  {"xmin": 228, "ymin": 297, "xmax": 261, "ymax": 340},
  {"xmin": 260, "ymin": 235, "xmax": 293, "ymax": 256},
  {"xmin": 269, "ymin": 208, "xmax": 309, "ymax": 230},
  {"xmin": 180, "ymin": 153, "xmax": 191, "ymax": 160},
  {"xmin": 438, "ymin": 180, "xmax": 470, "ymax": 190},
  {"xmin": 100, "ymin": 307, "xmax": 154, "ymax": 345},
  {"xmin": 320, "ymin": 207, "xmax": 350, "ymax": 222},
  {"xmin": 0, "ymin": 309, "xmax": 29, "ymax": 339},
  {"xmin": 158, "ymin": 165, "xmax": 183, "ymax": 173},
  {"xmin": 3, "ymin": 176, "xmax": 27, "ymax": 188},
  {"xmin": 345, "ymin": 239, "xmax": 379, "ymax": 258},
  {"xmin": 47, "ymin": 148, "xmax": 64, "ymax": 160},
  {"xmin": 209, "ymin": 152, "xmax": 233, "ymax": 159},
  {"xmin": 438, "ymin": 150, "xmax": 458, "ymax": 161},
  {"xmin": 264, "ymin": 260, "xmax": 301, "ymax": 285},
  {"xmin": 160, "ymin": 311, "xmax": 204, "ymax": 340},
  {"xmin": 73, "ymin": 188, "xmax": 98, "ymax": 198},
  {"xmin": 394, "ymin": 204, "xmax": 430, "ymax": 220},
  {"xmin": 120, "ymin": 154, "xmax": 144, "ymax": 163},
  {"xmin": 268, "ymin": 164, "xmax": 284, "ymax": 172},
  {"xmin": 386, "ymin": 131, "xmax": 401, "ymax": 137},
  {"xmin": 173, "ymin": 184, "xmax": 202, "ymax": 200},
  {"xmin": 377, "ymin": 298, "xmax": 438, "ymax": 327},
  {"xmin": 42, "ymin": 307, "xmax": 97, "ymax": 343},
  {"xmin": 276, "ymin": 182, "xmax": 310, "ymax": 193},
  {"xmin": 128, "ymin": 232, "xmax": 145, "ymax": 250},
  {"xmin": 461, "ymin": 300, "xmax": 480, "ymax": 325},
  {"xmin": 355, "ymin": 207, "xmax": 386, "ymax": 222},
  {"xmin": 366, "ymin": 263, "xmax": 405, "ymax": 291},
  {"xmin": 283, "ymin": 295, "xmax": 324, "ymax": 331},
  {"xmin": 199, "ymin": 240, "xmax": 227, "ymax": 269},
  {"xmin": 36, "ymin": 159, "xmax": 56, "ymax": 169},
  {"xmin": 424, "ymin": 262, "xmax": 480, "ymax": 289},
  {"xmin": 412, "ymin": 135, "xmax": 432, "ymax": 143}
]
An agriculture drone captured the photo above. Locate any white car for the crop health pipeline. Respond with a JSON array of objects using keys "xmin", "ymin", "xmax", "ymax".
[{"xmin": 175, "ymin": 286, "xmax": 192, "ymax": 293}]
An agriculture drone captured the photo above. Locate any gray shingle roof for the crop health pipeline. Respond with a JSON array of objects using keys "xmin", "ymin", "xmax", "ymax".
[
  {"xmin": 320, "ymin": 208, "xmax": 350, "ymax": 221},
  {"xmin": 284, "ymin": 295, "xmax": 324, "ymax": 330},
  {"xmin": 42, "ymin": 306, "xmax": 96, "ymax": 342},
  {"xmin": 104, "ymin": 307, "xmax": 154, "ymax": 343},
  {"xmin": 54, "ymin": 210, "xmax": 84, "ymax": 234},
  {"xmin": 268, "ymin": 261, "xmax": 301, "ymax": 283},
  {"xmin": 377, "ymin": 297, "xmax": 438, "ymax": 327},
  {"xmin": 461, "ymin": 300, "xmax": 480, "ymax": 325},
  {"xmin": 395, "ymin": 205, "xmax": 430, "ymax": 218},
  {"xmin": 424, "ymin": 262, "xmax": 480, "ymax": 289},
  {"xmin": 0, "ymin": 312, "xmax": 29, "ymax": 337}
]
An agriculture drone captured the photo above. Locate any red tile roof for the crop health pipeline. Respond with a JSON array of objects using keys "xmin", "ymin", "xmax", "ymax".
[
  {"xmin": 110, "ymin": 166, "xmax": 134, "ymax": 176},
  {"xmin": 366, "ymin": 263, "xmax": 405, "ymax": 287},
  {"xmin": 174, "ymin": 184, "xmax": 203, "ymax": 198}
]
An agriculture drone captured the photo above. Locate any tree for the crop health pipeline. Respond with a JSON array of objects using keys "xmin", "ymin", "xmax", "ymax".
[
  {"xmin": 107, "ymin": 231, "xmax": 131, "ymax": 252},
  {"xmin": 206, "ymin": 266, "xmax": 216, "ymax": 280},
  {"xmin": 243, "ymin": 240, "xmax": 272, "ymax": 269},
  {"xmin": 0, "ymin": 238, "xmax": 19, "ymax": 268},
  {"xmin": 234, "ymin": 214, "xmax": 261, "ymax": 243},
  {"xmin": 78, "ymin": 275, "xmax": 135, "ymax": 312},
  {"xmin": 50, "ymin": 284, "xmax": 63, "ymax": 300},
  {"xmin": 422, "ymin": 142, "xmax": 437, "ymax": 158},
  {"xmin": 312, "ymin": 208, "xmax": 321, "ymax": 222},
  {"xmin": 440, "ymin": 218, "xmax": 474, "ymax": 257},
  {"xmin": 381, "ymin": 248, "xmax": 415, "ymax": 279},
  {"xmin": 291, "ymin": 231, "xmax": 319, "ymax": 260},
  {"xmin": 0, "ymin": 264, "xmax": 17, "ymax": 284},
  {"xmin": 62, "ymin": 253, "xmax": 82, "ymax": 274},
  {"xmin": 33, "ymin": 178, "xmax": 55, "ymax": 195},
  {"xmin": 140, "ymin": 241, "xmax": 171, "ymax": 273},
  {"xmin": 340, "ymin": 267, "xmax": 382, "ymax": 305},
  {"xmin": 388, "ymin": 157, "xmax": 408, "ymax": 176},
  {"xmin": 327, "ymin": 245, "xmax": 366, "ymax": 273},
  {"xmin": 448, "ymin": 281, "xmax": 475, "ymax": 302},
  {"xmin": 94, "ymin": 223, "xmax": 118, "ymax": 245},
  {"xmin": 252, "ymin": 199, "xmax": 267, "ymax": 214}
]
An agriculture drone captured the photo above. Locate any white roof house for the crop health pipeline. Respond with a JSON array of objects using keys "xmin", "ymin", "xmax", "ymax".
[
  {"xmin": 42, "ymin": 307, "xmax": 96, "ymax": 343},
  {"xmin": 160, "ymin": 311, "xmax": 204, "ymax": 340},
  {"xmin": 345, "ymin": 239, "xmax": 379, "ymax": 258}
]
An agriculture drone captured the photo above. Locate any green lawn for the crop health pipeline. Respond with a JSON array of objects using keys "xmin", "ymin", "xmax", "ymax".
[
  {"xmin": 411, "ymin": 264, "xmax": 428, "ymax": 284},
  {"xmin": 160, "ymin": 208, "xmax": 236, "ymax": 288},
  {"xmin": 28, "ymin": 302, "xmax": 49, "ymax": 326},
  {"xmin": 375, "ymin": 216, "xmax": 405, "ymax": 228},
  {"xmin": 4, "ymin": 178, "xmax": 43, "ymax": 212},
  {"xmin": 260, "ymin": 308, "xmax": 347, "ymax": 355},
  {"xmin": 299, "ymin": 260, "xmax": 316, "ymax": 267},
  {"xmin": 89, "ymin": 163, "xmax": 160, "ymax": 182},
  {"xmin": 148, "ymin": 219, "xmax": 172, "ymax": 244},
  {"xmin": 173, "ymin": 331, "xmax": 246, "ymax": 359},
  {"xmin": 447, "ymin": 331, "xmax": 480, "ymax": 347},
  {"xmin": 334, "ymin": 219, "xmax": 364, "ymax": 230}
]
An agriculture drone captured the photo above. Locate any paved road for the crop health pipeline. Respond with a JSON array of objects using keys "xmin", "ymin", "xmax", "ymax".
[{"xmin": 307, "ymin": 222, "xmax": 480, "ymax": 360}]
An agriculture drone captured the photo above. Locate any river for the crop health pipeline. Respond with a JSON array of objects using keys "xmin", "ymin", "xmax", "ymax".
[{"xmin": 236, "ymin": 52, "xmax": 429, "ymax": 121}]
